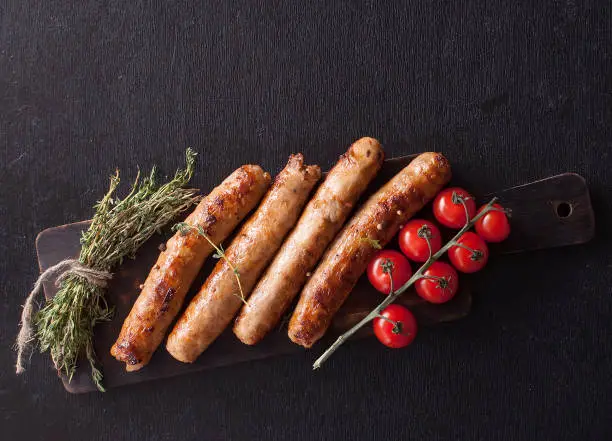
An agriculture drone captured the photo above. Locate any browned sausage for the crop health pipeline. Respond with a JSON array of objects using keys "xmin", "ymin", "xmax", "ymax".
[
  {"xmin": 166, "ymin": 154, "xmax": 321, "ymax": 363},
  {"xmin": 233, "ymin": 137, "xmax": 384, "ymax": 345},
  {"xmin": 288, "ymin": 152, "xmax": 452, "ymax": 348},
  {"xmin": 111, "ymin": 165, "xmax": 271, "ymax": 371}
]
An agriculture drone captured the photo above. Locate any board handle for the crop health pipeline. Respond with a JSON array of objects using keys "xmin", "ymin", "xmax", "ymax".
[
  {"xmin": 334, "ymin": 172, "xmax": 595, "ymax": 333},
  {"xmin": 485, "ymin": 173, "xmax": 594, "ymax": 254}
]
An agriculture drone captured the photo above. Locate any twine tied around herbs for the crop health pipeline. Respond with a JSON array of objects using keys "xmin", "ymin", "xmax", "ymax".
[{"xmin": 14, "ymin": 259, "xmax": 112, "ymax": 374}]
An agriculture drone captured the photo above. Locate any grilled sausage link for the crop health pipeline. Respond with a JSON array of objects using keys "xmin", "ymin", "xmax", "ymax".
[
  {"xmin": 233, "ymin": 137, "xmax": 384, "ymax": 345},
  {"xmin": 111, "ymin": 165, "xmax": 271, "ymax": 371},
  {"xmin": 166, "ymin": 154, "xmax": 321, "ymax": 362},
  {"xmin": 288, "ymin": 152, "xmax": 452, "ymax": 348}
]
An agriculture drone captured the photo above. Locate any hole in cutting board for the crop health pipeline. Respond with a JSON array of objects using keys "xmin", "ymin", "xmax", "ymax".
[{"xmin": 555, "ymin": 201, "xmax": 573, "ymax": 218}]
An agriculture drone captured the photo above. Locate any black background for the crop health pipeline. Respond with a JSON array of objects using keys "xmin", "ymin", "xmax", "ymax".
[{"xmin": 1, "ymin": 1, "xmax": 611, "ymax": 440}]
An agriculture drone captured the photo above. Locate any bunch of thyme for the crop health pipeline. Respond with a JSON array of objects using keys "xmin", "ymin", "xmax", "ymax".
[{"xmin": 33, "ymin": 149, "xmax": 200, "ymax": 391}]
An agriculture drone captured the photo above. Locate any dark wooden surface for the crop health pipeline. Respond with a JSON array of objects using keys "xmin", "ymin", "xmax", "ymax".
[{"xmin": 36, "ymin": 157, "xmax": 594, "ymax": 393}]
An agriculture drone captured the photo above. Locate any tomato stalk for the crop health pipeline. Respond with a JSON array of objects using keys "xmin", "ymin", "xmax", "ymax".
[
  {"xmin": 418, "ymin": 274, "xmax": 451, "ymax": 288},
  {"xmin": 418, "ymin": 224, "xmax": 434, "ymax": 257},
  {"xmin": 375, "ymin": 314, "xmax": 404, "ymax": 335},
  {"xmin": 451, "ymin": 191, "xmax": 471, "ymax": 205},
  {"xmin": 450, "ymin": 242, "xmax": 484, "ymax": 261},
  {"xmin": 417, "ymin": 224, "xmax": 434, "ymax": 240},
  {"xmin": 487, "ymin": 205, "xmax": 512, "ymax": 216},
  {"xmin": 312, "ymin": 196, "xmax": 499, "ymax": 370},
  {"xmin": 454, "ymin": 191, "xmax": 472, "ymax": 228},
  {"xmin": 381, "ymin": 258, "xmax": 395, "ymax": 295}
]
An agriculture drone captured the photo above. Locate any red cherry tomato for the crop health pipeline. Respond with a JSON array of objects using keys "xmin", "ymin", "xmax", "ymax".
[
  {"xmin": 373, "ymin": 304, "xmax": 417, "ymax": 348},
  {"xmin": 448, "ymin": 231, "xmax": 489, "ymax": 273},
  {"xmin": 475, "ymin": 203, "xmax": 511, "ymax": 242},
  {"xmin": 433, "ymin": 187, "xmax": 476, "ymax": 229},
  {"xmin": 415, "ymin": 261, "xmax": 459, "ymax": 304},
  {"xmin": 367, "ymin": 250, "xmax": 412, "ymax": 295},
  {"xmin": 398, "ymin": 219, "xmax": 442, "ymax": 262}
]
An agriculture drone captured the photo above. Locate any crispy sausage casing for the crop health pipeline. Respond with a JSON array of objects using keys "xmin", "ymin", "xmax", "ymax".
[
  {"xmin": 166, "ymin": 154, "xmax": 321, "ymax": 362},
  {"xmin": 288, "ymin": 152, "xmax": 452, "ymax": 348},
  {"xmin": 233, "ymin": 137, "xmax": 384, "ymax": 345},
  {"xmin": 110, "ymin": 165, "xmax": 271, "ymax": 371}
]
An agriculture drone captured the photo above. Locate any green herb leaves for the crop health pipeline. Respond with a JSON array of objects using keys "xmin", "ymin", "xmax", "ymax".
[
  {"xmin": 360, "ymin": 237, "xmax": 382, "ymax": 249},
  {"xmin": 172, "ymin": 222, "xmax": 248, "ymax": 306},
  {"xmin": 35, "ymin": 149, "xmax": 200, "ymax": 391}
]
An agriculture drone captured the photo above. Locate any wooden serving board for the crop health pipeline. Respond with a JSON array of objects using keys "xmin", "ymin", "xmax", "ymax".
[{"xmin": 36, "ymin": 156, "xmax": 594, "ymax": 393}]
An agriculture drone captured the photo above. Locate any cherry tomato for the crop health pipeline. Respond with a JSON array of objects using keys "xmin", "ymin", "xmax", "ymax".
[
  {"xmin": 373, "ymin": 304, "xmax": 417, "ymax": 348},
  {"xmin": 448, "ymin": 231, "xmax": 489, "ymax": 273},
  {"xmin": 367, "ymin": 250, "xmax": 412, "ymax": 295},
  {"xmin": 433, "ymin": 187, "xmax": 476, "ymax": 229},
  {"xmin": 415, "ymin": 261, "xmax": 459, "ymax": 304},
  {"xmin": 475, "ymin": 203, "xmax": 510, "ymax": 242},
  {"xmin": 398, "ymin": 219, "xmax": 442, "ymax": 262}
]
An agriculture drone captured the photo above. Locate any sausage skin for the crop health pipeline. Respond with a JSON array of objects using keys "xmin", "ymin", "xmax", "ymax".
[
  {"xmin": 233, "ymin": 137, "xmax": 384, "ymax": 345},
  {"xmin": 111, "ymin": 165, "xmax": 271, "ymax": 371},
  {"xmin": 166, "ymin": 154, "xmax": 321, "ymax": 363},
  {"xmin": 288, "ymin": 152, "xmax": 452, "ymax": 348}
]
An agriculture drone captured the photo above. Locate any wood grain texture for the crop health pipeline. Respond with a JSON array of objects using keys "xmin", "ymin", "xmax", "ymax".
[{"xmin": 36, "ymin": 159, "xmax": 594, "ymax": 393}]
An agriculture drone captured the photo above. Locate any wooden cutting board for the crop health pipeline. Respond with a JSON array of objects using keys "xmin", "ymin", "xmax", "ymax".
[{"xmin": 36, "ymin": 156, "xmax": 594, "ymax": 393}]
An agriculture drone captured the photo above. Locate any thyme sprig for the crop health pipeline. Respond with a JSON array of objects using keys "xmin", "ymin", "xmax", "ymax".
[
  {"xmin": 313, "ymin": 196, "xmax": 500, "ymax": 369},
  {"xmin": 173, "ymin": 222, "xmax": 248, "ymax": 305},
  {"xmin": 34, "ymin": 149, "xmax": 200, "ymax": 391}
]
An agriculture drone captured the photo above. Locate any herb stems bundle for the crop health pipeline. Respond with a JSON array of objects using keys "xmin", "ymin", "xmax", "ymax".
[{"xmin": 17, "ymin": 149, "xmax": 200, "ymax": 391}]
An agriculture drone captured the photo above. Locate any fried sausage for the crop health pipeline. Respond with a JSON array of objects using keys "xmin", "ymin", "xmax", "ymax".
[
  {"xmin": 111, "ymin": 165, "xmax": 271, "ymax": 371},
  {"xmin": 233, "ymin": 137, "xmax": 384, "ymax": 345},
  {"xmin": 288, "ymin": 152, "xmax": 452, "ymax": 348},
  {"xmin": 166, "ymin": 154, "xmax": 321, "ymax": 362}
]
